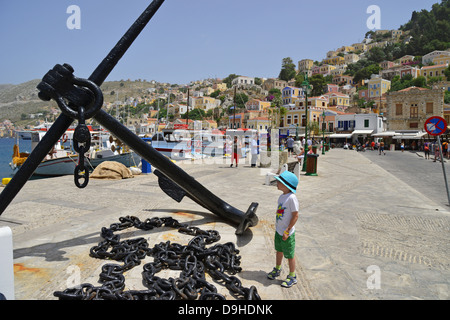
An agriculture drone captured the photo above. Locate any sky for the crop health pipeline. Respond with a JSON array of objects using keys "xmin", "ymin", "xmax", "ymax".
[{"xmin": 0, "ymin": 0, "xmax": 440, "ymax": 86}]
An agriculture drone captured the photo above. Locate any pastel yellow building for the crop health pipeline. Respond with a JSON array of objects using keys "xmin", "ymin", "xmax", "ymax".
[
  {"xmin": 281, "ymin": 100, "xmax": 328, "ymax": 128},
  {"xmin": 324, "ymin": 92, "xmax": 350, "ymax": 109},
  {"xmin": 296, "ymin": 96, "xmax": 328, "ymax": 109},
  {"xmin": 192, "ymin": 96, "xmax": 220, "ymax": 111},
  {"xmin": 421, "ymin": 64, "xmax": 449, "ymax": 78},
  {"xmin": 246, "ymin": 99, "xmax": 271, "ymax": 112},
  {"xmin": 345, "ymin": 53, "xmax": 360, "ymax": 65},
  {"xmin": 352, "ymin": 43, "xmax": 367, "ymax": 52},
  {"xmin": 323, "ymin": 56, "xmax": 345, "ymax": 66},
  {"xmin": 336, "ymin": 46, "xmax": 355, "ymax": 54},
  {"xmin": 368, "ymin": 75, "xmax": 391, "ymax": 99},
  {"xmin": 298, "ymin": 59, "xmax": 314, "ymax": 73},
  {"xmin": 319, "ymin": 64, "xmax": 336, "ymax": 76},
  {"xmin": 432, "ymin": 56, "xmax": 450, "ymax": 66}
]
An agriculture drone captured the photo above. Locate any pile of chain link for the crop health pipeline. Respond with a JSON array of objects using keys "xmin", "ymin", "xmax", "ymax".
[{"xmin": 54, "ymin": 216, "xmax": 261, "ymax": 300}]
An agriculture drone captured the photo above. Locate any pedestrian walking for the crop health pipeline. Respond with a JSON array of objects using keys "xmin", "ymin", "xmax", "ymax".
[
  {"xmin": 379, "ymin": 140, "xmax": 385, "ymax": 155},
  {"xmin": 433, "ymin": 141, "xmax": 441, "ymax": 163},
  {"xmin": 424, "ymin": 142, "xmax": 430, "ymax": 160},
  {"xmin": 401, "ymin": 142, "xmax": 405, "ymax": 152},
  {"xmin": 267, "ymin": 171, "xmax": 299, "ymax": 288},
  {"xmin": 443, "ymin": 140, "xmax": 448, "ymax": 159},
  {"xmin": 286, "ymin": 136, "xmax": 294, "ymax": 157},
  {"xmin": 230, "ymin": 136, "xmax": 241, "ymax": 168}
]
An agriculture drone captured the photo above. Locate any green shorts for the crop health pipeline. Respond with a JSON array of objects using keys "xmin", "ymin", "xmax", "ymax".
[{"xmin": 274, "ymin": 232, "xmax": 295, "ymax": 259}]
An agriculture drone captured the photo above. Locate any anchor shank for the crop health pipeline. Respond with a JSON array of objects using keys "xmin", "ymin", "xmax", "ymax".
[
  {"xmin": 94, "ymin": 109, "xmax": 258, "ymax": 233},
  {"xmin": 0, "ymin": 114, "xmax": 74, "ymax": 215},
  {"xmin": 89, "ymin": 0, "xmax": 165, "ymax": 86}
]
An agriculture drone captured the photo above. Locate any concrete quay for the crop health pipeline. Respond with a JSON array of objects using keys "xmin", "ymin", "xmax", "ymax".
[{"xmin": 1, "ymin": 148, "xmax": 449, "ymax": 300}]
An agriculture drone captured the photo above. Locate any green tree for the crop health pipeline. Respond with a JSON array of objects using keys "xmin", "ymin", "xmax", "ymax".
[
  {"xmin": 182, "ymin": 108, "xmax": 205, "ymax": 120},
  {"xmin": 445, "ymin": 65, "xmax": 450, "ymax": 81},
  {"xmin": 353, "ymin": 64, "xmax": 381, "ymax": 84},
  {"xmin": 294, "ymin": 73, "xmax": 305, "ymax": 88},
  {"xmin": 279, "ymin": 57, "xmax": 296, "ymax": 81},
  {"xmin": 309, "ymin": 74, "xmax": 326, "ymax": 97}
]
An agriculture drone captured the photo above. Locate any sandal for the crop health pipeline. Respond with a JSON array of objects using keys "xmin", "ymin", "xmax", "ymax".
[
  {"xmin": 267, "ymin": 267, "xmax": 281, "ymax": 280},
  {"xmin": 281, "ymin": 275, "xmax": 297, "ymax": 288}
]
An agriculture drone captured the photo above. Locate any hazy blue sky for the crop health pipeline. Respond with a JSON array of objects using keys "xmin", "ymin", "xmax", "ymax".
[{"xmin": 0, "ymin": 0, "xmax": 439, "ymax": 85}]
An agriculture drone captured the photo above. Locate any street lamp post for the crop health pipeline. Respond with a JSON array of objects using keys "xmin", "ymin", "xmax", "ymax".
[
  {"xmin": 322, "ymin": 111, "xmax": 326, "ymax": 155},
  {"xmin": 302, "ymin": 74, "xmax": 313, "ymax": 172}
]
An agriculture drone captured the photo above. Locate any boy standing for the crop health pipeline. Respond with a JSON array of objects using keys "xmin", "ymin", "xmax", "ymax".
[{"xmin": 267, "ymin": 171, "xmax": 299, "ymax": 288}]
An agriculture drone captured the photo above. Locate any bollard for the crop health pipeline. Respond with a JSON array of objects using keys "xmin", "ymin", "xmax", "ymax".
[
  {"xmin": 141, "ymin": 159, "xmax": 152, "ymax": 174},
  {"xmin": 306, "ymin": 154, "xmax": 319, "ymax": 176},
  {"xmin": 0, "ymin": 227, "xmax": 14, "ymax": 300}
]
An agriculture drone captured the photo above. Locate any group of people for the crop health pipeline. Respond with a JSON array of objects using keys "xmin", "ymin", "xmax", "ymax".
[
  {"xmin": 227, "ymin": 135, "xmax": 259, "ymax": 168},
  {"xmin": 423, "ymin": 140, "xmax": 450, "ymax": 162}
]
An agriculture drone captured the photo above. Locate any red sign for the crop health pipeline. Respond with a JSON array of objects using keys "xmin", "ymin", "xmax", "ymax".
[{"xmin": 425, "ymin": 117, "xmax": 448, "ymax": 136}]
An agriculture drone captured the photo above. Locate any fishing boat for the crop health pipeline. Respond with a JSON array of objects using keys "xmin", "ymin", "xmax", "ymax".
[{"xmin": 10, "ymin": 130, "xmax": 141, "ymax": 177}]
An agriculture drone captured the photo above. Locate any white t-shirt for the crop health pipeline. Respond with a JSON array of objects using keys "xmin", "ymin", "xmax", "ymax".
[{"xmin": 276, "ymin": 193, "xmax": 299, "ymax": 236}]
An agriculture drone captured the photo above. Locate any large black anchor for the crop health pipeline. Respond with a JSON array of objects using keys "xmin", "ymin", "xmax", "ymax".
[{"xmin": 0, "ymin": 0, "xmax": 258, "ymax": 235}]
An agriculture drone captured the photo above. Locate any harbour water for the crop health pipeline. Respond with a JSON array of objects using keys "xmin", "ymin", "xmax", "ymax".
[{"xmin": 0, "ymin": 138, "xmax": 31, "ymax": 180}]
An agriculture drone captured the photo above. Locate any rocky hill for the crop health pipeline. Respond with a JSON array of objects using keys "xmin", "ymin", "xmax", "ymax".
[{"xmin": 0, "ymin": 79, "xmax": 160, "ymax": 123}]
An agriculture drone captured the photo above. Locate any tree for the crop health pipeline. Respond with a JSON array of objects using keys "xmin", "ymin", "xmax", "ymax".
[
  {"xmin": 294, "ymin": 73, "xmax": 305, "ymax": 88},
  {"xmin": 445, "ymin": 65, "xmax": 450, "ymax": 81},
  {"xmin": 353, "ymin": 64, "xmax": 381, "ymax": 84},
  {"xmin": 279, "ymin": 57, "xmax": 296, "ymax": 81},
  {"xmin": 182, "ymin": 108, "xmax": 205, "ymax": 120},
  {"xmin": 309, "ymin": 75, "xmax": 326, "ymax": 97}
]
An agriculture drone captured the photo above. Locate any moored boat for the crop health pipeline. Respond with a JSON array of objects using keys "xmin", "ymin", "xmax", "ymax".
[{"xmin": 10, "ymin": 129, "xmax": 141, "ymax": 177}]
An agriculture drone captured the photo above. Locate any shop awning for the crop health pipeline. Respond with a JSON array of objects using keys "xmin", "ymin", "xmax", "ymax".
[
  {"xmin": 372, "ymin": 131, "xmax": 396, "ymax": 137},
  {"xmin": 352, "ymin": 130, "xmax": 373, "ymax": 136},
  {"xmin": 330, "ymin": 134, "xmax": 352, "ymax": 139},
  {"xmin": 393, "ymin": 132, "xmax": 427, "ymax": 140}
]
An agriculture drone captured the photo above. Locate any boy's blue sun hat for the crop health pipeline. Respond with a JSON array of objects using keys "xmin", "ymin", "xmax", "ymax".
[{"xmin": 275, "ymin": 171, "xmax": 298, "ymax": 194}]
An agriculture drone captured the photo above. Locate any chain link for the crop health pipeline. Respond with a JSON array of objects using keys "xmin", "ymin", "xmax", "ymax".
[{"xmin": 54, "ymin": 216, "xmax": 261, "ymax": 300}]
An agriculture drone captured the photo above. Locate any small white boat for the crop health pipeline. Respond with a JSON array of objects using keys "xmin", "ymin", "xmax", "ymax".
[
  {"xmin": 145, "ymin": 129, "xmax": 193, "ymax": 160},
  {"xmin": 11, "ymin": 130, "xmax": 141, "ymax": 177}
]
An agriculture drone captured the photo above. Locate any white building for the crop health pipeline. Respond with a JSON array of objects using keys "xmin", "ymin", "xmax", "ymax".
[
  {"xmin": 332, "ymin": 113, "xmax": 385, "ymax": 143},
  {"xmin": 232, "ymin": 76, "xmax": 255, "ymax": 86},
  {"xmin": 422, "ymin": 50, "xmax": 450, "ymax": 65}
]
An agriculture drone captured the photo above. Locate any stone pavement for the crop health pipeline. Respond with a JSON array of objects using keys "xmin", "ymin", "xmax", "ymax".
[{"xmin": 1, "ymin": 148, "xmax": 449, "ymax": 300}]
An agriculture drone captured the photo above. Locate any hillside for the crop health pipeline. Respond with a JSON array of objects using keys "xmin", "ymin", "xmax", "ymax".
[
  {"xmin": 400, "ymin": 0, "xmax": 450, "ymax": 55},
  {"xmin": 0, "ymin": 79, "xmax": 160, "ymax": 124}
]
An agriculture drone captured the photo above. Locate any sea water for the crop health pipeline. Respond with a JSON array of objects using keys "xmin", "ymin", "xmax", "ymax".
[{"xmin": 0, "ymin": 138, "xmax": 32, "ymax": 179}]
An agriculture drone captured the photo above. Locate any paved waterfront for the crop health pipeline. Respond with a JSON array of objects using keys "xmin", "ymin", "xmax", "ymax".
[{"xmin": 1, "ymin": 148, "xmax": 449, "ymax": 300}]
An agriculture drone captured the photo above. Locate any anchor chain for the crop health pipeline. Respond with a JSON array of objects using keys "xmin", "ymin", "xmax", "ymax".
[
  {"xmin": 54, "ymin": 216, "xmax": 261, "ymax": 300},
  {"xmin": 73, "ymin": 106, "xmax": 91, "ymax": 188}
]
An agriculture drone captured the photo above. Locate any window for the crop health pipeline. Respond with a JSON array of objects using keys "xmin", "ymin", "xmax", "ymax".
[
  {"xmin": 410, "ymin": 122, "xmax": 418, "ymax": 128},
  {"xmin": 364, "ymin": 119, "xmax": 370, "ymax": 128},
  {"xmin": 410, "ymin": 106, "xmax": 418, "ymax": 118},
  {"xmin": 426, "ymin": 102, "xmax": 433, "ymax": 113},
  {"xmin": 396, "ymin": 104, "xmax": 402, "ymax": 115}
]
